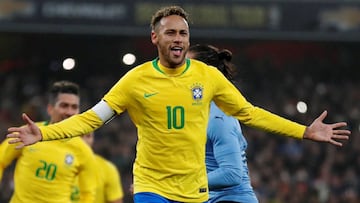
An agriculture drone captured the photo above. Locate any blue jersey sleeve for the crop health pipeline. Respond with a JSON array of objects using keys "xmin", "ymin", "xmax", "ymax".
[{"xmin": 206, "ymin": 107, "xmax": 245, "ymax": 189}]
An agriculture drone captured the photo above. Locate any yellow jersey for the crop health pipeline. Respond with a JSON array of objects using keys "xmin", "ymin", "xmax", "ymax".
[
  {"xmin": 0, "ymin": 121, "xmax": 97, "ymax": 203},
  {"xmin": 71, "ymin": 154, "xmax": 124, "ymax": 203},
  {"xmin": 40, "ymin": 59, "xmax": 305, "ymax": 202}
]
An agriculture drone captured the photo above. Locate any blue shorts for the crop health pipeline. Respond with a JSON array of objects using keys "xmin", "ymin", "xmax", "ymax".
[{"xmin": 134, "ymin": 192, "xmax": 208, "ymax": 203}]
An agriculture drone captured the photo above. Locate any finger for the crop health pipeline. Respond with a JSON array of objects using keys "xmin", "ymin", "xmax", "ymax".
[
  {"xmin": 7, "ymin": 127, "xmax": 22, "ymax": 134},
  {"xmin": 332, "ymin": 135, "xmax": 349, "ymax": 140},
  {"xmin": 22, "ymin": 113, "xmax": 34, "ymax": 125},
  {"xmin": 7, "ymin": 132, "xmax": 19, "ymax": 139},
  {"xmin": 8, "ymin": 138, "xmax": 21, "ymax": 144},
  {"xmin": 329, "ymin": 139, "xmax": 343, "ymax": 147},
  {"xmin": 331, "ymin": 122, "xmax": 348, "ymax": 129},
  {"xmin": 15, "ymin": 143, "xmax": 25, "ymax": 150},
  {"xmin": 316, "ymin": 110, "xmax": 328, "ymax": 122},
  {"xmin": 333, "ymin": 129, "xmax": 351, "ymax": 135}
]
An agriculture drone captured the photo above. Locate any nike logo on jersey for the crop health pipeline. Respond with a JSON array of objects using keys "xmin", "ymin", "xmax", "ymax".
[
  {"xmin": 27, "ymin": 147, "xmax": 38, "ymax": 152},
  {"xmin": 144, "ymin": 92, "xmax": 158, "ymax": 98}
]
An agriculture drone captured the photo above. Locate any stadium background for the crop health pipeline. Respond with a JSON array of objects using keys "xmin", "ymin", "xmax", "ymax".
[{"xmin": 0, "ymin": 0, "xmax": 359, "ymax": 202}]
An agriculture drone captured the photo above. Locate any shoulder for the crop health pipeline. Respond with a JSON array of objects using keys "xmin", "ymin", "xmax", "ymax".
[
  {"xmin": 94, "ymin": 154, "xmax": 107, "ymax": 164},
  {"xmin": 189, "ymin": 59, "xmax": 216, "ymax": 70},
  {"xmin": 125, "ymin": 61, "xmax": 154, "ymax": 75},
  {"xmin": 189, "ymin": 59, "xmax": 224, "ymax": 79},
  {"xmin": 115, "ymin": 60, "xmax": 155, "ymax": 84},
  {"xmin": 0, "ymin": 138, "xmax": 23, "ymax": 156},
  {"xmin": 68, "ymin": 137, "xmax": 94, "ymax": 154},
  {"xmin": 95, "ymin": 154, "xmax": 119, "ymax": 173},
  {"xmin": 189, "ymin": 58, "xmax": 205, "ymax": 66}
]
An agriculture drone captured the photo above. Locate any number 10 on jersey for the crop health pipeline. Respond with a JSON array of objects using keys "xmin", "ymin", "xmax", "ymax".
[{"xmin": 166, "ymin": 106, "xmax": 185, "ymax": 129}]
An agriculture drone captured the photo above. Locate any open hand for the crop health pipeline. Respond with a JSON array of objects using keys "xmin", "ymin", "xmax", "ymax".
[
  {"xmin": 7, "ymin": 113, "xmax": 43, "ymax": 149},
  {"xmin": 303, "ymin": 110, "xmax": 350, "ymax": 146}
]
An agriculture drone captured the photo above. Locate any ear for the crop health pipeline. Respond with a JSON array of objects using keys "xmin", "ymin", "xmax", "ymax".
[{"xmin": 151, "ymin": 30, "xmax": 157, "ymax": 45}]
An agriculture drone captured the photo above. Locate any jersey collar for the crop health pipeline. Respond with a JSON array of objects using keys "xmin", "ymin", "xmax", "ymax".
[{"xmin": 152, "ymin": 58, "xmax": 190, "ymax": 76}]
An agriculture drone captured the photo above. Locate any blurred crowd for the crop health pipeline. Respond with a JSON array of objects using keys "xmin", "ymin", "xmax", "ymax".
[{"xmin": 0, "ymin": 41, "xmax": 359, "ymax": 203}]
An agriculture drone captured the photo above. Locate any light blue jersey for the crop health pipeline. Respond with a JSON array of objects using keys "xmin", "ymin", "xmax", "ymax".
[{"xmin": 206, "ymin": 102, "xmax": 258, "ymax": 203}]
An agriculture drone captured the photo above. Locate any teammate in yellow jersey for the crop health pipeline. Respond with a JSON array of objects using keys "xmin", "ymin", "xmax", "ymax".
[
  {"xmin": 0, "ymin": 142, "xmax": 4, "ymax": 179},
  {"xmin": 1, "ymin": 81, "xmax": 97, "ymax": 203},
  {"xmin": 71, "ymin": 131, "xmax": 124, "ymax": 203},
  {"xmin": 7, "ymin": 5, "xmax": 350, "ymax": 203}
]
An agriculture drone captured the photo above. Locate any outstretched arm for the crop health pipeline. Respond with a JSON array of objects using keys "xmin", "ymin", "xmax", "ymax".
[
  {"xmin": 303, "ymin": 110, "xmax": 350, "ymax": 146},
  {"xmin": 7, "ymin": 100, "xmax": 115, "ymax": 149},
  {"xmin": 226, "ymin": 101, "xmax": 350, "ymax": 147},
  {"xmin": 212, "ymin": 71, "xmax": 351, "ymax": 146},
  {"xmin": 7, "ymin": 113, "xmax": 42, "ymax": 149}
]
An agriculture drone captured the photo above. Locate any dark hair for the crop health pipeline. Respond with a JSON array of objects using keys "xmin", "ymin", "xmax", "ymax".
[
  {"xmin": 188, "ymin": 44, "xmax": 237, "ymax": 82},
  {"xmin": 48, "ymin": 80, "xmax": 80, "ymax": 105},
  {"xmin": 151, "ymin": 6, "xmax": 189, "ymax": 31}
]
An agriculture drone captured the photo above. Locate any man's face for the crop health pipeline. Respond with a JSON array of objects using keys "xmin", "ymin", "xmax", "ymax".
[
  {"xmin": 47, "ymin": 93, "xmax": 80, "ymax": 124},
  {"xmin": 151, "ymin": 15, "xmax": 190, "ymax": 68}
]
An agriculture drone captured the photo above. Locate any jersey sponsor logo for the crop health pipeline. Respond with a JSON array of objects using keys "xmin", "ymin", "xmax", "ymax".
[
  {"xmin": 64, "ymin": 154, "xmax": 74, "ymax": 165},
  {"xmin": 144, "ymin": 92, "xmax": 158, "ymax": 98}
]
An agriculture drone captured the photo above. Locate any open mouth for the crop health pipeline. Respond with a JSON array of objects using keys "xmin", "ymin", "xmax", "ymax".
[{"xmin": 171, "ymin": 47, "xmax": 183, "ymax": 57}]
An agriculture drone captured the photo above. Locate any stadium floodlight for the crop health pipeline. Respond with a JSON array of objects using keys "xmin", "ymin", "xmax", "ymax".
[
  {"xmin": 296, "ymin": 101, "xmax": 307, "ymax": 114},
  {"xmin": 63, "ymin": 58, "xmax": 76, "ymax": 70},
  {"xmin": 122, "ymin": 53, "xmax": 136, "ymax": 65}
]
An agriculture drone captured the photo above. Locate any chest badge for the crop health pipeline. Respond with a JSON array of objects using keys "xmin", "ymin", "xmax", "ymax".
[
  {"xmin": 191, "ymin": 83, "xmax": 204, "ymax": 104},
  {"xmin": 64, "ymin": 154, "xmax": 74, "ymax": 165}
]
